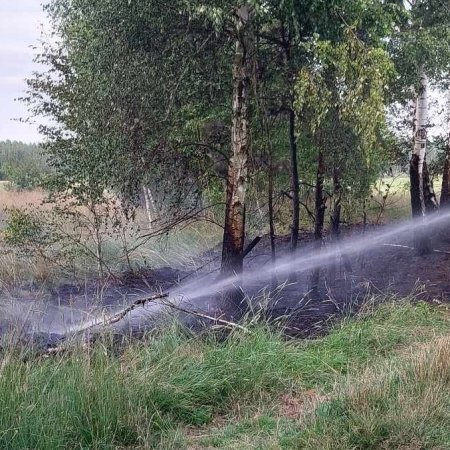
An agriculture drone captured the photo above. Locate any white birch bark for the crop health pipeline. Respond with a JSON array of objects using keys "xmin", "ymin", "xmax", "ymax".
[
  {"xmin": 143, "ymin": 186, "xmax": 153, "ymax": 229},
  {"xmin": 221, "ymin": 5, "xmax": 253, "ymax": 275},
  {"xmin": 440, "ymin": 93, "xmax": 450, "ymax": 207},
  {"xmin": 147, "ymin": 187, "xmax": 158, "ymax": 220},
  {"xmin": 413, "ymin": 67, "xmax": 428, "ymax": 217}
]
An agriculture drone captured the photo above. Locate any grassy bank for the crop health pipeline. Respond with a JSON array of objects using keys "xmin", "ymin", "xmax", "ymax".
[{"xmin": 0, "ymin": 300, "xmax": 449, "ymax": 449}]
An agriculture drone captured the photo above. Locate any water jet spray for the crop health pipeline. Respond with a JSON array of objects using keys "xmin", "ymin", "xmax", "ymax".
[{"xmin": 3, "ymin": 210, "xmax": 450, "ymax": 350}]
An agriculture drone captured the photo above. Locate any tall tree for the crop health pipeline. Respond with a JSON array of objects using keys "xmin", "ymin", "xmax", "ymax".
[
  {"xmin": 256, "ymin": 0, "xmax": 403, "ymax": 254},
  {"xmin": 440, "ymin": 96, "xmax": 450, "ymax": 207},
  {"xmin": 295, "ymin": 29, "xmax": 395, "ymax": 286},
  {"xmin": 25, "ymin": 0, "xmax": 234, "ymax": 234},
  {"xmin": 221, "ymin": 5, "xmax": 254, "ymax": 276},
  {"xmin": 390, "ymin": 0, "xmax": 450, "ymax": 250}
]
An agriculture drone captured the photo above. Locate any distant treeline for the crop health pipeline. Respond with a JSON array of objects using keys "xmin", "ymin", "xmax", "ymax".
[{"xmin": 0, "ymin": 141, "xmax": 50, "ymax": 190}]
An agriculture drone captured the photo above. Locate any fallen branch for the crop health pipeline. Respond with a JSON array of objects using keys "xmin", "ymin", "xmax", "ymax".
[
  {"xmin": 161, "ymin": 298, "xmax": 250, "ymax": 333},
  {"xmin": 43, "ymin": 292, "xmax": 169, "ymax": 357},
  {"xmin": 43, "ymin": 290, "xmax": 250, "ymax": 357},
  {"xmin": 96, "ymin": 293, "xmax": 250, "ymax": 333},
  {"xmin": 103, "ymin": 292, "xmax": 169, "ymax": 326},
  {"xmin": 243, "ymin": 235, "xmax": 262, "ymax": 258}
]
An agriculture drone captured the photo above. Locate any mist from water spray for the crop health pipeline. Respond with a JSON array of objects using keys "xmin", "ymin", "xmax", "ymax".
[
  {"xmin": 4, "ymin": 211, "xmax": 450, "ymax": 338},
  {"xmin": 72, "ymin": 211, "xmax": 450, "ymax": 335},
  {"xmin": 172, "ymin": 211, "xmax": 450, "ymax": 303}
]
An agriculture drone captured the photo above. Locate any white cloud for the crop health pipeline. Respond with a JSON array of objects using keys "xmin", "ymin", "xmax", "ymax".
[{"xmin": 0, "ymin": 14, "xmax": 43, "ymax": 36}]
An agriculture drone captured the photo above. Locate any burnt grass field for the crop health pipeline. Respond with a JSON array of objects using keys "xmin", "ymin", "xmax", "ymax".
[{"xmin": 2, "ymin": 221, "xmax": 450, "ymax": 348}]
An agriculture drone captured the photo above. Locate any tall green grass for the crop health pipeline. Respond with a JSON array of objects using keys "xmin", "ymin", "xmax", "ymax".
[
  {"xmin": 296, "ymin": 334, "xmax": 450, "ymax": 449},
  {"xmin": 0, "ymin": 301, "xmax": 448, "ymax": 449}
]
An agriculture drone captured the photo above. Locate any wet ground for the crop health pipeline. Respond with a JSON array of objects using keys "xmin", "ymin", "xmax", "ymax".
[
  {"xmin": 2, "ymin": 221, "xmax": 450, "ymax": 346},
  {"xmin": 245, "ymin": 228, "xmax": 450, "ymax": 336}
]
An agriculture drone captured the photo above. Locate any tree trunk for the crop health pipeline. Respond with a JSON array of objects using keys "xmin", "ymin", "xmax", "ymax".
[
  {"xmin": 281, "ymin": 29, "xmax": 300, "ymax": 253},
  {"xmin": 328, "ymin": 167, "xmax": 342, "ymax": 282},
  {"xmin": 268, "ymin": 159, "xmax": 277, "ymax": 290},
  {"xmin": 440, "ymin": 119, "xmax": 450, "ymax": 208},
  {"xmin": 409, "ymin": 68, "xmax": 431, "ymax": 254},
  {"xmin": 441, "ymin": 150, "xmax": 450, "ymax": 208},
  {"xmin": 259, "ymin": 84, "xmax": 277, "ymax": 287},
  {"xmin": 268, "ymin": 154, "xmax": 276, "ymax": 262},
  {"xmin": 143, "ymin": 186, "xmax": 153, "ymax": 230},
  {"xmin": 289, "ymin": 108, "xmax": 300, "ymax": 251},
  {"xmin": 314, "ymin": 150, "xmax": 326, "ymax": 241},
  {"xmin": 221, "ymin": 5, "xmax": 253, "ymax": 277},
  {"xmin": 331, "ymin": 167, "xmax": 342, "ymax": 239},
  {"xmin": 410, "ymin": 153, "xmax": 422, "ymax": 216},
  {"xmin": 311, "ymin": 148, "xmax": 326, "ymax": 291}
]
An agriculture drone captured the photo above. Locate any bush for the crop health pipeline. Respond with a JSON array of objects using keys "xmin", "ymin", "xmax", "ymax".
[{"xmin": 3, "ymin": 208, "xmax": 50, "ymax": 250}]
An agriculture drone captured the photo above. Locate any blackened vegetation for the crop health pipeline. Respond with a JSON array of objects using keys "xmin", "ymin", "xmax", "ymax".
[
  {"xmin": 409, "ymin": 154, "xmax": 423, "ymax": 219},
  {"xmin": 441, "ymin": 151, "xmax": 450, "ymax": 208},
  {"xmin": 13, "ymin": 224, "xmax": 450, "ymax": 354},
  {"xmin": 409, "ymin": 154, "xmax": 438, "ymax": 254}
]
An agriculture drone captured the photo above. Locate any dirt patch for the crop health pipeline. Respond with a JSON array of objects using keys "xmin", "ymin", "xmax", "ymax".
[
  {"xmin": 381, "ymin": 440, "xmax": 426, "ymax": 450},
  {"xmin": 278, "ymin": 390, "xmax": 329, "ymax": 421}
]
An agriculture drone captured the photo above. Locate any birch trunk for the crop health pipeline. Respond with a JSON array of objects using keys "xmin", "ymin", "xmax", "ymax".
[
  {"xmin": 143, "ymin": 186, "xmax": 153, "ymax": 229},
  {"xmin": 148, "ymin": 188, "xmax": 157, "ymax": 216},
  {"xmin": 311, "ymin": 148, "xmax": 326, "ymax": 291},
  {"xmin": 221, "ymin": 5, "xmax": 253, "ymax": 277},
  {"xmin": 412, "ymin": 69, "xmax": 428, "ymax": 217},
  {"xmin": 440, "ymin": 105, "xmax": 450, "ymax": 208},
  {"xmin": 409, "ymin": 68, "xmax": 431, "ymax": 253}
]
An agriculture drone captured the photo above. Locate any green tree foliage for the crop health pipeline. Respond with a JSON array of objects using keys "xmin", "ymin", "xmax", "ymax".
[
  {"xmin": 26, "ymin": 0, "xmax": 404, "ymax": 203},
  {"xmin": 294, "ymin": 30, "xmax": 396, "ymax": 200},
  {"xmin": 390, "ymin": 0, "xmax": 450, "ymax": 100},
  {"xmin": 21, "ymin": 0, "xmax": 450, "ymax": 270},
  {"xmin": 25, "ymin": 1, "xmax": 233, "ymax": 214}
]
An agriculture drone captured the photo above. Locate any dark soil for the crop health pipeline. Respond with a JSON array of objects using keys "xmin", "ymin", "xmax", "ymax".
[
  {"xmin": 241, "ymin": 225, "xmax": 450, "ymax": 337},
  {"xmin": 2, "ymin": 222, "xmax": 450, "ymax": 345}
]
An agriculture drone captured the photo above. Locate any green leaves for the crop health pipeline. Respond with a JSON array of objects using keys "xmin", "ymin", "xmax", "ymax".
[
  {"xmin": 390, "ymin": 0, "xmax": 450, "ymax": 101},
  {"xmin": 293, "ymin": 26, "xmax": 395, "ymax": 202},
  {"xmin": 27, "ymin": 0, "xmax": 231, "ymax": 225}
]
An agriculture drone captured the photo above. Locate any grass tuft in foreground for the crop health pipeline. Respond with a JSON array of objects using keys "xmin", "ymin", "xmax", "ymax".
[
  {"xmin": 296, "ymin": 334, "xmax": 450, "ymax": 449},
  {"xmin": 0, "ymin": 300, "xmax": 448, "ymax": 449}
]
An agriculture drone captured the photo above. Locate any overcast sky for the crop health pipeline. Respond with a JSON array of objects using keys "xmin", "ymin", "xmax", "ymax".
[{"xmin": 0, "ymin": 1, "xmax": 48, "ymax": 143}]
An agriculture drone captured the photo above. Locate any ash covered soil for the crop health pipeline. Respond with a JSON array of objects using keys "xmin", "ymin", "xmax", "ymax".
[{"xmin": 2, "ymin": 223, "xmax": 450, "ymax": 346}]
